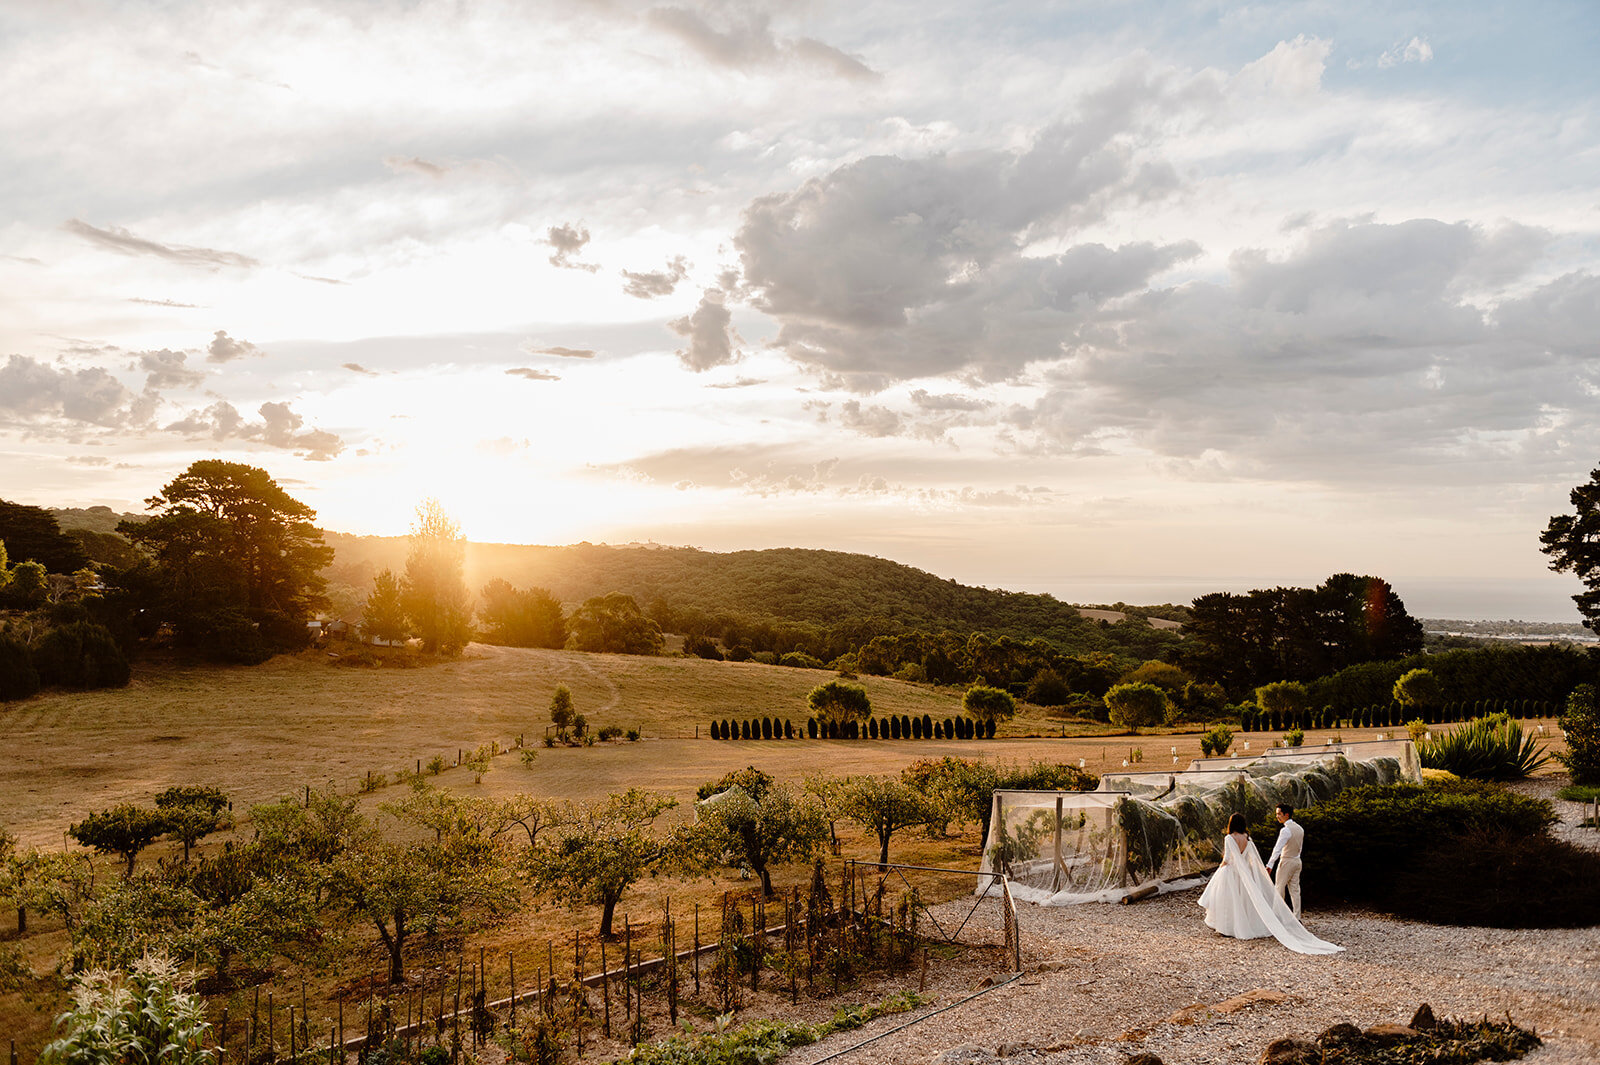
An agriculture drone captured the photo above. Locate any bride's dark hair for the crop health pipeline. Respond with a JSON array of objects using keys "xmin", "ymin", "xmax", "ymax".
[{"xmin": 1227, "ymin": 813, "xmax": 1247, "ymax": 834}]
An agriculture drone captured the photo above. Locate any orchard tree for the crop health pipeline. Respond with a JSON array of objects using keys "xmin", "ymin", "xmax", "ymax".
[
  {"xmin": 1104, "ymin": 682, "xmax": 1171, "ymax": 733},
  {"xmin": 1255, "ymin": 680, "xmax": 1311, "ymax": 719},
  {"xmin": 835, "ymin": 776, "xmax": 940, "ymax": 866},
  {"xmin": 962, "ymin": 684, "xmax": 1016, "ymax": 725},
  {"xmin": 526, "ymin": 789, "xmax": 676, "ymax": 938},
  {"xmin": 807, "ymin": 680, "xmax": 872, "ymax": 725},
  {"xmin": 549, "ymin": 685, "xmax": 575, "ymax": 741},
  {"xmin": 361, "ymin": 569, "xmax": 408, "ymax": 643},
  {"xmin": 155, "ymin": 786, "xmax": 232, "ymax": 862},
  {"xmin": 682, "ymin": 780, "xmax": 827, "ymax": 897},
  {"xmin": 70, "ymin": 804, "xmax": 170, "ymax": 876},
  {"xmin": 401, "ymin": 500, "xmax": 472, "ymax": 654},
  {"xmin": 1541, "ymin": 465, "xmax": 1600, "ymax": 631}
]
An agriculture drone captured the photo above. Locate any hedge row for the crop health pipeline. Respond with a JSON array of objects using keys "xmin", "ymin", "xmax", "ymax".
[
  {"xmin": 707, "ymin": 715, "xmax": 998, "ymax": 740},
  {"xmin": 1240, "ymin": 698, "xmax": 1555, "ymax": 733}
]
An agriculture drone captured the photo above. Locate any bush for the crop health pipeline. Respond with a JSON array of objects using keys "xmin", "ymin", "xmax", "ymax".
[
  {"xmin": 32, "ymin": 622, "xmax": 130, "ymax": 690},
  {"xmin": 1282, "ymin": 727, "xmax": 1305, "ymax": 747},
  {"xmin": 684, "ymin": 635, "xmax": 723, "ymax": 660},
  {"xmin": 0, "ymin": 633, "xmax": 40, "ymax": 701},
  {"xmin": 963, "ymin": 684, "xmax": 1016, "ymax": 725},
  {"xmin": 1392, "ymin": 826, "xmax": 1600, "ymax": 927},
  {"xmin": 1557, "ymin": 683, "xmax": 1600, "ymax": 786},
  {"xmin": 752, "ymin": 651, "xmax": 779, "ymax": 665},
  {"xmin": 597, "ymin": 725, "xmax": 624, "ymax": 741},
  {"xmin": 1419, "ymin": 713, "xmax": 1550, "ymax": 780},
  {"xmin": 780, "ymin": 651, "xmax": 825, "ymax": 669},
  {"xmin": 1199, "ymin": 724, "xmax": 1233, "ymax": 757},
  {"xmin": 1295, "ymin": 779, "xmax": 1555, "ymax": 907},
  {"xmin": 1103, "ymin": 682, "xmax": 1171, "ymax": 731},
  {"xmin": 1025, "ymin": 669, "xmax": 1072, "ymax": 706}
]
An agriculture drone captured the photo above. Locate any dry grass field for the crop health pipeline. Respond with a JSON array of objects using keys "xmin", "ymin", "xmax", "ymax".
[{"xmin": 0, "ymin": 642, "xmax": 1143, "ymax": 848}]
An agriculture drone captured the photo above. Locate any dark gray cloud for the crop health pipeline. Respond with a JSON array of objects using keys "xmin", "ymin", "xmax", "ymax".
[
  {"xmin": 507, "ymin": 367, "xmax": 561, "ymax": 381},
  {"xmin": 137, "ymin": 349, "xmax": 206, "ymax": 390},
  {"xmin": 545, "ymin": 223, "xmax": 600, "ymax": 272},
  {"xmin": 1009, "ymin": 218, "xmax": 1600, "ymax": 483},
  {"xmin": 65, "ymin": 219, "xmax": 257, "ymax": 269},
  {"xmin": 735, "ymin": 106, "xmax": 1195, "ymax": 387},
  {"xmin": 206, "ymin": 330, "xmax": 262, "ymax": 363},
  {"xmin": 620, "ymin": 256, "xmax": 689, "ymax": 299},
  {"xmin": 668, "ymin": 288, "xmax": 740, "ymax": 371},
  {"xmin": 648, "ymin": 7, "xmax": 876, "ymax": 81},
  {"xmin": 164, "ymin": 400, "xmax": 344, "ymax": 460},
  {"xmin": 524, "ymin": 345, "xmax": 597, "ymax": 359}
]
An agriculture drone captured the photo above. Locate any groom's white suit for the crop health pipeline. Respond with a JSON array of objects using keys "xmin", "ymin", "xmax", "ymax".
[{"xmin": 1267, "ymin": 815, "xmax": 1305, "ymax": 918}]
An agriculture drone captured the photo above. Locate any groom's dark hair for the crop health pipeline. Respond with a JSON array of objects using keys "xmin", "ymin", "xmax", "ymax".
[{"xmin": 1277, "ymin": 803, "xmax": 1294, "ymax": 817}]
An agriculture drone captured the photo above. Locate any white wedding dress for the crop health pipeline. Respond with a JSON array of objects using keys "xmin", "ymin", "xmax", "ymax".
[{"xmin": 1198, "ymin": 833, "xmax": 1343, "ymax": 956}]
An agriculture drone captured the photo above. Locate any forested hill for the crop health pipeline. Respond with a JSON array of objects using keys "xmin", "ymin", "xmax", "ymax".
[{"xmin": 324, "ymin": 535, "xmax": 1181, "ymax": 651}]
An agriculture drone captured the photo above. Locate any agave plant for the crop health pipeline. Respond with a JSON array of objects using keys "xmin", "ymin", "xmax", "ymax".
[{"xmin": 1418, "ymin": 713, "xmax": 1550, "ymax": 781}]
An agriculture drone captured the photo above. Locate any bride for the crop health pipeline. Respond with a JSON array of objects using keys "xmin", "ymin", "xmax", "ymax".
[{"xmin": 1198, "ymin": 813, "xmax": 1343, "ymax": 955}]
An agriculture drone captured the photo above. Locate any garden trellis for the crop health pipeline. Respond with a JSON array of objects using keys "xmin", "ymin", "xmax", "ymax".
[{"xmin": 978, "ymin": 739, "xmax": 1420, "ymax": 905}]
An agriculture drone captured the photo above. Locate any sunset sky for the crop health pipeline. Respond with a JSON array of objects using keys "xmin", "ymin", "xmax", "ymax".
[{"xmin": 2, "ymin": 1, "xmax": 1596, "ymax": 617}]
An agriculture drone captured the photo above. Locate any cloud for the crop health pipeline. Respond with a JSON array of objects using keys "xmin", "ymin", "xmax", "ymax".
[
  {"xmin": 295, "ymin": 273, "xmax": 347, "ymax": 285},
  {"xmin": 137, "ymin": 349, "xmax": 206, "ymax": 389},
  {"xmin": 128, "ymin": 297, "xmax": 199, "ymax": 308},
  {"xmin": 706, "ymin": 376, "xmax": 766, "ymax": 389},
  {"xmin": 648, "ymin": 7, "xmax": 877, "ymax": 81},
  {"xmin": 620, "ymin": 255, "xmax": 690, "ymax": 299},
  {"xmin": 507, "ymin": 367, "xmax": 561, "ymax": 381},
  {"xmin": 164, "ymin": 400, "xmax": 345, "ymax": 460},
  {"xmin": 1006, "ymin": 218, "xmax": 1600, "ymax": 484},
  {"xmin": 0, "ymin": 355, "xmax": 147, "ymax": 428},
  {"xmin": 206, "ymin": 330, "xmax": 263, "ymax": 363},
  {"xmin": 545, "ymin": 223, "xmax": 600, "ymax": 272},
  {"xmin": 1378, "ymin": 37, "xmax": 1434, "ymax": 69},
  {"xmin": 839, "ymin": 399, "xmax": 902, "ymax": 438},
  {"xmin": 384, "ymin": 155, "xmax": 450, "ymax": 178},
  {"xmin": 523, "ymin": 344, "xmax": 597, "ymax": 359},
  {"xmin": 735, "ymin": 107, "xmax": 1196, "ymax": 387},
  {"xmin": 910, "ymin": 389, "xmax": 989, "ymax": 412},
  {"xmin": 668, "ymin": 288, "xmax": 741, "ymax": 371},
  {"xmin": 343, "ymin": 362, "xmax": 378, "ymax": 375},
  {"xmin": 64, "ymin": 219, "xmax": 257, "ymax": 269}
]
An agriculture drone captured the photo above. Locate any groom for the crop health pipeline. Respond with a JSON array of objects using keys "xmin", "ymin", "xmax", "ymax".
[{"xmin": 1266, "ymin": 803, "xmax": 1304, "ymax": 919}]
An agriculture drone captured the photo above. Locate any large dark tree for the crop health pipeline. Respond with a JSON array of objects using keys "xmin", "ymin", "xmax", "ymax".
[
  {"xmin": 0, "ymin": 500, "xmax": 89, "ymax": 573},
  {"xmin": 1541, "ymin": 465, "xmax": 1600, "ymax": 631},
  {"xmin": 118, "ymin": 461, "xmax": 332, "ymax": 656},
  {"xmin": 1184, "ymin": 574, "xmax": 1422, "ymax": 694},
  {"xmin": 567, "ymin": 592, "xmax": 663, "ymax": 655},
  {"xmin": 477, "ymin": 578, "xmax": 566, "ymax": 648}
]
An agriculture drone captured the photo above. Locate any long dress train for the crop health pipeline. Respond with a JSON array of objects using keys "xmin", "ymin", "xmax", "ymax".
[{"xmin": 1198, "ymin": 833, "xmax": 1343, "ymax": 956}]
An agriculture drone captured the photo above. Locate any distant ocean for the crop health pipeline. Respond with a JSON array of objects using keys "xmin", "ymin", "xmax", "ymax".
[{"xmin": 1013, "ymin": 574, "xmax": 1588, "ymax": 623}]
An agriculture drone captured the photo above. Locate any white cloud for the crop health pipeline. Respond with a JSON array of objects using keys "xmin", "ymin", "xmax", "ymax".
[
  {"xmin": 206, "ymin": 330, "xmax": 262, "ymax": 363},
  {"xmin": 668, "ymin": 289, "xmax": 741, "ymax": 371}
]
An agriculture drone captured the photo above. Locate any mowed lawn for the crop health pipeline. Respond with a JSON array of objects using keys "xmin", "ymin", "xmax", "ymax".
[{"xmin": 0, "ymin": 643, "xmax": 1093, "ymax": 847}]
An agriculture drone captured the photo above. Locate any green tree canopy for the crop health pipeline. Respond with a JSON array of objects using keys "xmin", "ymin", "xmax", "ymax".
[
  {"xmin": 1255, "ymin": 679, "xmax": 1311, "ymax": 717},
  {"xmin": 69, "ymin": 804, "xmax": 170, "ymax": 876},
  {"xmin": 962, "ymin": 684, "xmax": 1016, "ymax": 724},
  {"xmin": 681, "ymin": 779, "xmax": 827, "ymax": 896},
  {"xmin": 155, "ymin": 786, "xmax": 232, "ymax": 862},
  {"xmin": 807, "ymin": 680, "xmax": 872, "ymax": 724},
  {"xmin": 567, "ymin": 592, "xmax": 664, "ymax": 655},
  {"xmin": 525, "ymin": 789, "xmax": 677, "ymax": 938},
  {"xmin": 361, "ymin": 568, "xmax": 408, "ymax": 642},
  {"xmin": 1392, "ymin": 667, "xmax": 1443, "ymax": 710},
  {"xmin": 118, "ymin": 461, "xmax": 332, "ymax": 657},
  {"xmin": 1104, "ymin": 682, "xmax": 1171, "ymax": 732},
  {"xmin": 1541, "ymin": 465, "xmax": 1600, "ymax": 631},
  {"xmin": 401, "ymin": 500, "xmax": 472, "ymax": 655},
  {"xmin": 835, "ymin": 776, "xmax": 941, "ymax": 866},
  {"xmin": 478, "ymin": 578, "xmax": 566, "ymax": 648},
  {"xmin": 0, "ymin": 500, "xmax": 89, "ymax": 574}
]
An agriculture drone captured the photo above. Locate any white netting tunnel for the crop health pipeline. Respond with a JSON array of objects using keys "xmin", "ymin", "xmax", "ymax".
[{"xmin": 978, "ymin": 739, "xmax": 1420, "ymax": 905}]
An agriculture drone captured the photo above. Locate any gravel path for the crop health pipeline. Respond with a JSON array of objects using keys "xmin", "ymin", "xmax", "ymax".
[{"xmin": 789, "ymin": 783, "xmax": 1600, "ymax": 1065}]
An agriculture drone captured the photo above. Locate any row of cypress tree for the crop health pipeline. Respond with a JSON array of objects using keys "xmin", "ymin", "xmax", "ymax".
[{"xmin": 707, "ymin": 714, "xmax": 998, "ymax": 740}]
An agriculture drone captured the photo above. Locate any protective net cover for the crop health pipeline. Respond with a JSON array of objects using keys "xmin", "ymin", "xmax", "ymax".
[{"xmin": 978, "ymin": 741, "xmax": 1418, "ymax": 905}]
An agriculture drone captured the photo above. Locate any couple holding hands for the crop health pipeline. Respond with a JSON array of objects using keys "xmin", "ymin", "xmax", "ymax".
[{"xmin": 1197, "ymin": 804, "xmax": 1343, "ymax": 956}]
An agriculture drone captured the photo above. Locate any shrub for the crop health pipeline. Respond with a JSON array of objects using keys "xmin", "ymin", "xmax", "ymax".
[
  {"xmin": 780, "ymin": 651, "xmax": 825, "ymax": 669},
  {"xmin": 0, "ymin": 633, "xmax": 40, "ymax": 701},
  {"xmin": 725, "ymin": 645, "xmax": 753, "ymax": 662},
  {"xmin": 1103, "ymin": 682, "xmax": 1171, "ymax": 732},
  {"xmin": 1557, "ymin": 783, "xmax": 1600, "ymax": 802},
  {"xmin": 1393, "ymin": 667, "xmax": 1442, "ymax": 711},
  {"xmin": 1419, "ymin": 713, "xmax": 1550, "ymax": 780},
  {"xmin": 752, "ymin": 651, "xmax": 779, "ymax": 665},
  {"xmin": 1557, "ymin": 683, "xmax": 1600, "ymax": 786},
  {"xmin": 626, "ymin": 729, "xmax": 640, "ymax": 741},
  {"xmin": 32, "ymin": 622, "xmax": 130, "ymax": 690},
  {"xmin": 1392, "ymin": 826, "xmax": 1600, "ymax": 927},
  {"xmin": 598, "ymin": 725, "xmax": 624, "ymax": 741},
  {"xmin": 1295, "ymin": 779, "xmax": 1555, "ymax": 906},
  {"xmin": 963, "ymin": 684, "xmax": 1016, "ymax": 724},
  {"xmin": 1282, "ymin": 727, "xmax": 1305, "ymax": 747},
  {"xmin": 684, "ymin": 635, "xmax": 723, "ymax": 660},
  {"xmin": 1025, "ymin": 668, "xmax": 1072, "ymax": 706},
  {"xmin": 1199, "ymin": 724, "xmax": 1234, "ymax": 757}
]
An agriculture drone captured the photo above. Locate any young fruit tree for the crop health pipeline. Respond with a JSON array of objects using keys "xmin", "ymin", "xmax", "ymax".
[
  {"xmin": 836, "ymin": 776, "xmax": 941, "ymax": 866},
  {"xmin": 69, "ymin": 804, "xmax": 170, "ymax": 877},
  {"xmin": 681, "ymin": 779, "xmax": 828, "ymax": 897},
  {"xmin": 526, "ymin": 789, "xmax": 677, "ymax": 938}
]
